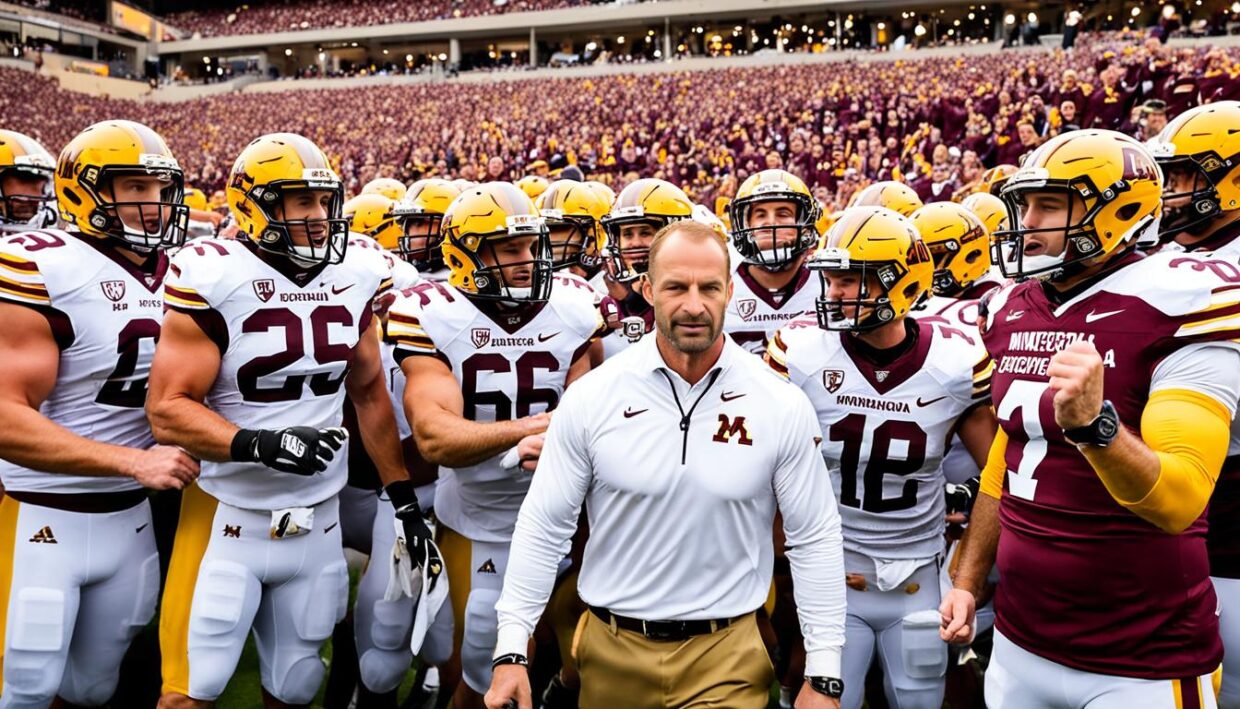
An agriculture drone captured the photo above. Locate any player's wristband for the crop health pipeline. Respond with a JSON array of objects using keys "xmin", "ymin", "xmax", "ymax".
[
  {"xmin": 230, "ymin": 429, "xmax": 261, "ymax": 462},
  {"xmin": 384, "ymin": 478, "xmax": 418, "ymax": 513},
  {"xmin": 491, "ymin": 653, "xmax": 529, "ymax": 669}
]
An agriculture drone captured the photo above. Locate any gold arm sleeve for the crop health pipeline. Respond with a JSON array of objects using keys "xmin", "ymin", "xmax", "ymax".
[
  {"xmin": 1119, "ymin": 389, "xmax": 1232, "ymax": 534},
  {"xmin": 979, "ymin": 425, "xmax": 1008, "ymax": 500}
]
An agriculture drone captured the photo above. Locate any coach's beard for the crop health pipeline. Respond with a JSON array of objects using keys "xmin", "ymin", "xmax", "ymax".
[{"xmin": 659, "ymin": 312, "xmax": 720, "ymax": 354}]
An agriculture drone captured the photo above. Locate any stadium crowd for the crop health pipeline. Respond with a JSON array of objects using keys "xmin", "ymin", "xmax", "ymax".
[
  {"xmin": 165, "ymin": 0, "xmax": 621, "ymax": 38},
  {"xmin": 7, "ymin": 14, "xmax": 1240, "ymax": 708},
  {"xmin": 1, "ymin": 34, "xmax": 1237, "ymax": 213}
]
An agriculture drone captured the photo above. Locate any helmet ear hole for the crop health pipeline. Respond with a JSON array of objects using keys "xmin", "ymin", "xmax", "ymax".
[{"xmin": 1116, "ymin": 203, "xmax": 1141, "ymax": 221}]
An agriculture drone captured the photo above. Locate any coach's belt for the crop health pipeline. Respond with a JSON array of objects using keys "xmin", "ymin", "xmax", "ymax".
[{"xmin": 588, "ymin": 606, "xmax": 739, "ymax": 642}]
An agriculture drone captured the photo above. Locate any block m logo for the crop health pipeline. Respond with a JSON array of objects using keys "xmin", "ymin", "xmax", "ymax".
[{"xmin": 712, "ymin": 414, "xmax": 753, "ymax": 446}]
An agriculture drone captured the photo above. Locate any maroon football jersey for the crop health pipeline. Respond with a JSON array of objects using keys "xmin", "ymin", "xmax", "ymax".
[{"xmin": 982, "ymin": 250, "xmax": 1240, "ymax": 679}]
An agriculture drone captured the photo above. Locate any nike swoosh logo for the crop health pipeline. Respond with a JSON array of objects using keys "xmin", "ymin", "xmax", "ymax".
[
  {"xmin": 538, "ymin": 332, "xmax": 560, "ymax": 342},
  {"xmin": 917, "ymin": 395, "xmax": 948, "ymax": 407},
  {"xmin": 720, "ymin": 391, "xmax": 746, "ymax": 402},
  {"xmin": 1084, "ymin": 309, "xmax": 1124, "ymax": 323},
  {"xmin": 331, "ymin": 284, "xmax": 354, "ymax": 295},
  {"xmin": 324, "ymin": 522, "xmax": 338, "ymax": 534},
  {"xmin": 1005, "ymin": 310, "xmax": 1025, "ymax": 322},
  {"xmin": 623, "ymin": 407, "xmax": 648, "ymax": 418},
  {"xmin": 135, "ymin": 523, "xmax": 149, "ymax": 533}
]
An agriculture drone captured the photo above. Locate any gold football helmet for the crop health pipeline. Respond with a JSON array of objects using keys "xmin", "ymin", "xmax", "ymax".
[
  {"xmin": 600, "ymin": 178, "xmax": 694, "ymax": 282},
  {"xmin": 227, "ymin": 132, "xmax": 348, "ymax": 266},
  {"xmin": 55, "ymin": 120, "xmax": 187, "ymax": 249},
  {"xmin": 808, "ymin": 206, "xmax": 933, "ymax": 331},
  {"xmin": 584, "ymin": 180, "xmax": 616, "ymax": 207},
  {"xmin": 1150, "ymin": 100, "xmax": 1240, "ymax": 239},
  {"xmin": 393, "ymin": 178, "xmax": 460, "ymax": 270},
  {"xmin": 0, "ymin": 129, "xmax": 56, "ymax": 229},
  {"xmin": 344, "ymin": 193, "xmax": 400, "ymax": 250},
  {"xmin": 961, "ymin": 192, "xmax": 1009, "ymax": 236},
  {"xmin": 516, "ymin": 175, "xmax": 550, "ymax": 201},
  {"xmin": 362, "ymin": 177, "xmax": 407, "ymax": 202},
  {"xmin": 815, "ymin": 202, "xmax": 835, "ymax": 240},
  {"xmin": 911, "ymin": 202, "xmax": 990, "ymax": 297},
  {"xmin": 441, "ymin": 181, "xmax": 553, "ymax": 302},
  {"xmin": 728, "ymin": 169, "xmax": 820, "ymax": 270},
  {"xmin": 183, "ymin": 186, "xmax": 208, "ymax": 213},
  {"xmin": 848, "ymin": 180, "xmax": 923, "ymax": 217},
  {"xmin": 979, "ymin": 164, "xmax": 1019, "ymax": 196},
  {"xmin": 536, "ymin": 180, "xmax": 610, "ymax": 274},
  {"xmin": 995, "ymin": 130, "xmax": 1161, "ymax": 281}
]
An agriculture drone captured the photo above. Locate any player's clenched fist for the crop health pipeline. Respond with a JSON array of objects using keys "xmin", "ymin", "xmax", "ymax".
[
  {"xmin": 125, "ymin": 444, "xmax": 200, "ymax": 490},
  {"xmin": 938, "ymin": 587, "xmax": 976, "ymax": 645},
  {"xmin": 230, "ymin": 426, "xmax": 348, "ymax": 476},
  {"xmin": 1047, "ymin": 339, "xmax": 1105, "ymax": 430},
  {"xmin": 485, "ymin": 664, "xmax": 532, "ymax": 709}
]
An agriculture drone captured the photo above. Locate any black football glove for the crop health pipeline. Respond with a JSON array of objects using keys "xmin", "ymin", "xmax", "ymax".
[
  {"xmin": 386, "ymin": 479, "xmax": 443, "ymax": 592},
  {"xmin": 231, "ymin": 426, "xmax": 347, "ymax": 476},
  {"xmin": 945, "ymin": 476, "xmax": 982, "ymax": 517}
]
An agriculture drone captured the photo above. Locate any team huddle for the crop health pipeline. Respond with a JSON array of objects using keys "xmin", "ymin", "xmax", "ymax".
[{"xmin": 0, "ymin": 98, "xmax": 1238, "ymax": 709}]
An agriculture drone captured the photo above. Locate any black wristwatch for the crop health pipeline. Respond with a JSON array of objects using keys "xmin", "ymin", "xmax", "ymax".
[
  {"xmin": 806, "ymin": 676, "xmax": 844, "ymax": 698},
  {"xmin": 1062, "ymin": 400, "xmax": 1120, "ymax": 448}
]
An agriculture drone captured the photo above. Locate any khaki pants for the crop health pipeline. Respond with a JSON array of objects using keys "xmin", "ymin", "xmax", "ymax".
[{"xmin": 574, "ymin": 610, "xmax": 774, "ymax": 709}]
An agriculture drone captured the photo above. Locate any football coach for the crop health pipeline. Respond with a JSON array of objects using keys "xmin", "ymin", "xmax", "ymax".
[{"xmin": 484, "ymin": 220, "xmax": 847, "ymax": 709}]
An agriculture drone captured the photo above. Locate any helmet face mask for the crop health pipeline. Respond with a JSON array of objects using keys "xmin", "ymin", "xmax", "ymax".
[
  {"xmin": 397, "ymin": 178, "xmax": 461, "ymax": 270},
  {"xmin": 811, "ymin": 250, "xmax": 901, "ymax": 331},
  {"xmin": 396, "ymin": 211, "xmax": 446, "ymax": 270},
  {"xmin": 927, "ymin": 238, "xmax": 983, "ymax": 296},
  {"xmin": 449, "ymin": 230, "xmax": 554, "ymax": 303},
  {"xmin": 731, "ymin": 195, "xmax": 819, "ymax": 270},
  {"xmin": 0, "ymin": 131, "xmax": 57, "ymax": 230},
  {"xmin": 1156, "ymin": 154, "xmax": 1224, "ymax": 238},
  {"xmin": 994, "ymin": 180, "xmax": 1106, "ymax": 281},
  {"xmin": 0, "ymin": 165, "xmax": 55, "ymax": 229},
  {"xmin": 603, "ymin": 216, "xmax": 664, "ymax": 282},
  {"xmin": 87, "ymin": 165, "xmax": 189, "ymax": 251},
  {"xmin": 254, "ymin": 184, "xmax": 348, "ymax": 267},
  {"xmin": 1149, "ymin": 101, "xmax": 1240, "ymax": 242},
  {"xmin": 600, "ymin": 178, "xmax": 694, "ymax": 283},
  {"xmin": 544, "ymin": 214, "xmax": 598, "ymax": 273}
]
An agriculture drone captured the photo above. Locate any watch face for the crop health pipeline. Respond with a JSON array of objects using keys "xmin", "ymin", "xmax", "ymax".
[{"xmin": 1098, "ymin": 418, "xmax": 1118, "ymax": 438}]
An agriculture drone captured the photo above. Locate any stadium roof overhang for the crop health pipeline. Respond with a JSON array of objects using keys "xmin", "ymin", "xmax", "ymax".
[{"xmin": 158, "ymin": 0, "xmax": 1003, "ymax": 54}]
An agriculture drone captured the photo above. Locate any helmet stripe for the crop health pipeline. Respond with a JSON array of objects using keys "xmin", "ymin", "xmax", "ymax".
[
  {"xmin": 127, "ymin": 121, "xmax": 170, "ymax": 156},
  {"xmin": 284, "ymin": 133, "xmax": 330, "ymax": 171}
]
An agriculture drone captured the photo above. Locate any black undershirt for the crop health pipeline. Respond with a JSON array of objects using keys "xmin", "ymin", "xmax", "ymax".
[{"xmin": 848, "ymin": 319, "xmax": 919, "ymax": 367}]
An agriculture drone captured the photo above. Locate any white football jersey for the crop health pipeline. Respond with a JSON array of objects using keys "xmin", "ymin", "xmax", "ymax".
[
  {"xmin": 767, "ymin": 317, "xmax": 993, "ymax": 560},
  {"xmin": 913, "ymin": 289, "xmax": 997, "ymax": 484},
  {"xmin": 724, "ymin": 264, "xmax": 818, "ymax": 356},
  {"xmin": 0, "ymin": 229, "xmax": 167, "ymax": 493},
  {"xmin": 348, "ymin": 233, "xmax": 421, "ymax": 291},
  {"xmin": 165, "ymin": 237, "xmax": 391, "ymax": 509},
  {"xmin": 386, "ymin": 279, "xmax": 602, "ymax": 543}
]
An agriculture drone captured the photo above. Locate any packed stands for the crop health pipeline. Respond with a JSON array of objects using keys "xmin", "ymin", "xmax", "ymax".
[
  {"xmin": 166, "ymin": 0, "xmax": 619, "ymax": 38},
  {"xmin": 3, "ymin": 35, "xmax": 1238, "ymax": 212}
]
